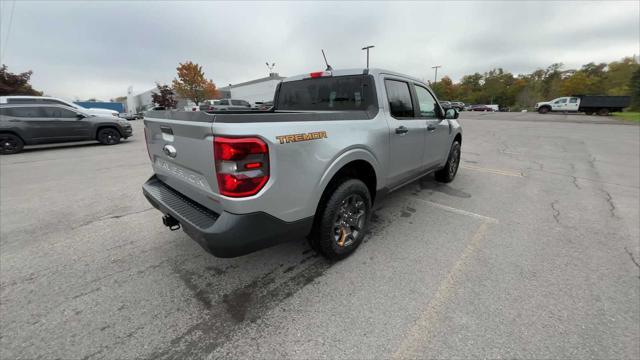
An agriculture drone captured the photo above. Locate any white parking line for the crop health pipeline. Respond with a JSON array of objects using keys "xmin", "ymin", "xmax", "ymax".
[
  {"xmin": 461, "ymin": 164, "xmax": 523, "ymax": 177},
  {"xmin": 392, "ymin": 199, "xmax": 499, "ymax": 358},
  {"xmin": 392, "ymin": 220, "xmax": 494, "ymax": 359},
  {"xmin": 407, "ymin": 197, "xmax": 499, "ymax": 224}
]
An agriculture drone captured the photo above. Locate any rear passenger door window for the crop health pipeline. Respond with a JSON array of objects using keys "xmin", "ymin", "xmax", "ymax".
[
  {"xmin": 384, "ymin": 80, "xmax": 414, "ymax": 118},
  {"xmin": 4, "ymin": 107, "xmax": 43, "ymax": 117},
  {"xmin": 7, "ymin": 98, "xmax": 39, "ymax": 104}
]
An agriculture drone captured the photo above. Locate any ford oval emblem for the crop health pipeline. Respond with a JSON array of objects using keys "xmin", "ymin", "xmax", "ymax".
[{"xmin": 163, "ymin": 144, "xmax": 177, "ymax": 158}]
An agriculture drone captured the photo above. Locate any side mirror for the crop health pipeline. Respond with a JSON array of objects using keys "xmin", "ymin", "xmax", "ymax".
[
  {"xmin": 76, "ymin": 113, "xmax": 86, "ymax": 120},
  {"xmin": 445, "ymin": 108, "xmax": 459, "ymax": 120}
]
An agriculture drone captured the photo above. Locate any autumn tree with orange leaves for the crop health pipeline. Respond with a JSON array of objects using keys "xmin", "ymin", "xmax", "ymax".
[{"xmin": 172, "ymin": 61, "xmax": 220, "ymax": 105}]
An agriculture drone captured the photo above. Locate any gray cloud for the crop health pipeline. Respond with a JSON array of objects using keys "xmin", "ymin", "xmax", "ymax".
[{"xmin": 1, "ymin": 0, "xmax": 638, "ymax": 100}]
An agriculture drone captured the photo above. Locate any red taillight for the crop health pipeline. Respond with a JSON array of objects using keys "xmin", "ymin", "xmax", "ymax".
[
  {"xmin": 214, "ymin": 137, "xmax": 269, "ymax": 197},
  {"xmin": 309, "ymin": 71, "xmax": 332, "ymax": 78},
  {"xmin": 214, "ymin": 137, "xmax": 267, "ymax": 161},
  {"xmin": 144, "ymin": 127, "xmax": 152, "ymax": 161}
]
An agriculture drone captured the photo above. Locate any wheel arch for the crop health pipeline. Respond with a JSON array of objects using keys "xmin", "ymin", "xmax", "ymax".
[
  {"xmin": 95, "ymin": 125, "xmax": 123, "ymax": 139},
  {"xmin": 0, "ymin": 130, "xmax": 26, "ymax": 143},
  {"xmin": 454, "ymin": 132, "xmax": 462, "ymax": 145},
  {"xmin": 312, "ymin": 149, "xmax": 380, "ymax": 218}
]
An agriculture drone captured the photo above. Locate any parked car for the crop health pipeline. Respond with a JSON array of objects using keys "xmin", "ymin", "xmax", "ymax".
[
  {"xmin": 142, "ymin": 68, "xmax": 462, "ymax": 259},
  {"xmin": 450, "ymin": 101, "xmax": 465, "ymax": 111},
  {"xmin": 199, "ymin": 103, "xmax": 216, "ymax": 111},
  {"xmin": 142, "ymin": 105, "xmax": 166, "ymax": 116},
  {"xmin": 119, "ymin": 112, "xmax": 143, "ymax": 120},
  {"xmin": 440, "ymin": 101, "xmax": 451, "ymax": 109},
  {"xmin": 469, "ymin": 104, "xmax": 494, "ymax": 111},
  {"xmin": 205, "ymin": 99, "xmax": 252, "ymax": 111},
  {"xmin": 535, "ymin": 95, "xmax": 630, "ymax": 115},
  {"xmin": 0, "ymin": 104, "xmax": 132, "ymax": 154},
  {"xmin": 253, "ymin": 101, "xmax": 274, "ymax": 111},
  {"xmin": 0, "ymin": 96, "xmax": 120, "ymax": 117}
]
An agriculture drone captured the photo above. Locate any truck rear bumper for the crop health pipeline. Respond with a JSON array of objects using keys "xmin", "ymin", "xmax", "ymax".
[{"xmin": 142, "ymin": 176, "xmax": 313, "ymax": 258}]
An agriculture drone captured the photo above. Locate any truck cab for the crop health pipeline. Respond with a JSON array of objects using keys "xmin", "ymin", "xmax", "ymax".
[{"xmin": 535, "ymin": 96, "xmax": 580, "ymax": 113}]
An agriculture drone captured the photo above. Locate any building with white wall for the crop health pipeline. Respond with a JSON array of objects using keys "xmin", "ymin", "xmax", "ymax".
[
  {"xmin": 219, "ymin": 73, "xmax": 285, "ymax": 104},
  {"xmin": 126, "ymin": 73, "xmax": 286, "ymax": 112},
  {"xmin": 126, "ymin": 88, "xmax": 193, "ymax": 112}
]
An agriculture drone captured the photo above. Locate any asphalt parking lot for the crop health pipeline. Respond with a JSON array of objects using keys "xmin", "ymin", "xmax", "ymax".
[{"xmin": 1, "ymin": 112, "xmax": 639, "ymax": 359}]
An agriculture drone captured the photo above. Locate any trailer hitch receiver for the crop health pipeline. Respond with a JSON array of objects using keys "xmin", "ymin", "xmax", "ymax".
[{"xmin": 162, "ymin": 214, "xmax": 181, "ymax": 231}]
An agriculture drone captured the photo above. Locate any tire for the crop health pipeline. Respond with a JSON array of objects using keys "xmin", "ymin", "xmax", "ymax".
[
  {"xmin": 538, "ymin": 106, "xmax": 550, "ymax": 114},
  {"xmin": 435, "ymin": 140, "xmax": 461, "ymax": 183},
  {"xmin": 0, "ymin": 133, "xmax": 24, "ymax": 155},
  {"xmin": 310, "ymin": 179, "xmax": 371, "ymax": 260},
  {"xmin": 585, "ymin": 111, "xmax": 593, "ymax": 115},
  {"xmin": 597, "ymin": 108, "xmax": 609, "ymax": 116},
  {"xmin": 97, "ymin": 128, "xmax": 121, "ymax": 145}
]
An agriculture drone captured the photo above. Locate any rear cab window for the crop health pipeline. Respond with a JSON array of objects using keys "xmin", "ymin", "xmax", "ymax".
[{"xmin": 276, "ymin": 75, "xmax": 377, "ymax": 112}]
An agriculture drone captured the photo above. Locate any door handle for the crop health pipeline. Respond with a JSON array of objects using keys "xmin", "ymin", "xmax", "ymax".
[
  {"xmin": 427, "ymin": 124, "xmax": 437, "ymax": 131},
  {"xmin": 395, "ymin": 126, "xmax": 408, "ymax": 135}
]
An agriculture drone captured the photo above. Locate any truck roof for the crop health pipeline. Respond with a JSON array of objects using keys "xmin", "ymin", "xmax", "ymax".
[{"xmin": 283, "ymin": 68, "xmax": 426, "ymax": 85}]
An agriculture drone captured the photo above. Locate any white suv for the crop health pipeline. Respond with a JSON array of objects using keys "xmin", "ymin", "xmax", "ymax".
[{"xmin": 0, "ymin": 96, "xmax": 119, "ymax": 117}]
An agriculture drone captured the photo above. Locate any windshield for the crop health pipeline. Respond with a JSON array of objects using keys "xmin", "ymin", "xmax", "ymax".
[{"xmin": 276, "ymin": 75, "xmax": 377, "ymax": 111}]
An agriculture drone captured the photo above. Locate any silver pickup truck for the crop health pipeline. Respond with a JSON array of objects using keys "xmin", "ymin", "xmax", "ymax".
[{"xmin": 142, "ymin": 68, "xmax": 462, "ymax": 259}]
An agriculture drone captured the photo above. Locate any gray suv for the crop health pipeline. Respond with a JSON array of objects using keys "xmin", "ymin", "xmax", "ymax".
[{"xmin": 0, "ymin": 104, "xmax": 133, "ymax": 154}]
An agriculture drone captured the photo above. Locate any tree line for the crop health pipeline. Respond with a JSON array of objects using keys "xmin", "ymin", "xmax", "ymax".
[
  {"xmin": 0, "ymin": 61, "xmax": 220, "ymax": 109},
  {"xmin": 3, "ymin": 56, "xmax": 638, "ymax": 111},
  {"xmin": 429, "ymin": 56, "xmax": 640, "ymax": 111}
]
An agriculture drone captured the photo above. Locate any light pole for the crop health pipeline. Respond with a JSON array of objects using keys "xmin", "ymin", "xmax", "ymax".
[
  {"xmin": 362, "ymin": 45, "xmax": 375, "ymax": 68},
  {"xmin": 432, "ymin": 65, "xmax": 442, "ymax": 83}
]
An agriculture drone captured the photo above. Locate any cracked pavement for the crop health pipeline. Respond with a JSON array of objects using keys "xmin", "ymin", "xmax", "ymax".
[{"xmin": 1, "ymin": 112, "xmax": 639, "ymax": 359}]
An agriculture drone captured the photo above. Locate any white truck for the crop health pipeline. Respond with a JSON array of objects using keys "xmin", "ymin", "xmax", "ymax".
[{"xmin": 535, "ymin": 95, "xmax": 630, "ymax": 116}]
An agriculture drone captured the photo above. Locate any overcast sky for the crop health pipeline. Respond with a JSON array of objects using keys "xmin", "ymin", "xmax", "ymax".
[{"xmin": 1, "ymin": 0, "xmax": 638, "ymax": 100}]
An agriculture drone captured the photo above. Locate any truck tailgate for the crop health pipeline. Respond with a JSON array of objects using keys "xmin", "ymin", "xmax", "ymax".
[{"xmin": 144, "ymin": 116, "xmax": 221, "ymax": 213}]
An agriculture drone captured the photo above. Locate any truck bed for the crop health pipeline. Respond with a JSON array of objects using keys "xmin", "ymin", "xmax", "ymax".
[
  {"xmin": 146, "ymin": 109, "xmax": 378, "ymax": 123},
  {"xmin": 579, "ymin": 96, "xmax": 631, "ymax": 108}
]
